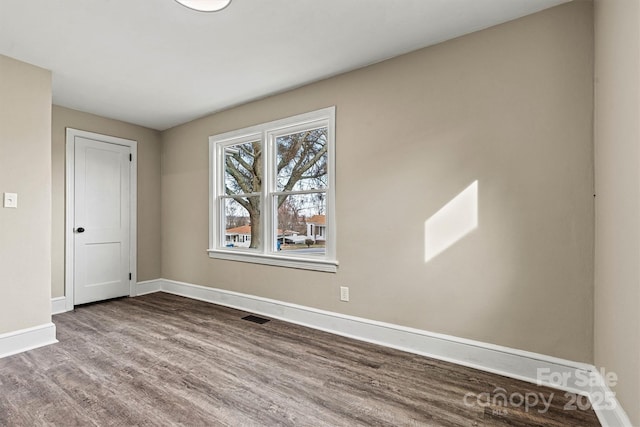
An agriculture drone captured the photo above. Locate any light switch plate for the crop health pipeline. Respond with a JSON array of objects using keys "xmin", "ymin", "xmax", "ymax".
[
  {"xmin": 340, "ymin": 286, "xmax": 349, "ymax": 302},
  {"xmin": 3, "ymin": 193, "xmax": 17, "ymax": 208}
]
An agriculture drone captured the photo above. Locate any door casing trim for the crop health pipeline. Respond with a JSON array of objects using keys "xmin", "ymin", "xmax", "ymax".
[{"xmin": 65, "ymin": 128, "xmax": 137, "ymax": 311}]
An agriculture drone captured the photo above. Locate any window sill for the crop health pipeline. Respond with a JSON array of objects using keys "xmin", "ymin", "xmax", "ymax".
[{"xmin": 207, "ymin": 249, "xmax": 338, "ymax": 273}]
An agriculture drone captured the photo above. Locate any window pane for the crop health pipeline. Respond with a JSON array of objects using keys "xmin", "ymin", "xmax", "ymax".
[
  {"xmin": 223, "ymin": 196, "xmax": 261, "ymax": 249},
  {"xmin": 276, "ymin": 127, "xmax": 327, "ymax": 192},
  {"xmin": 275, "ymin": 192, "xmax": 326, "ymax": 256},
  {"xmin": 224, "ymin": 141, "xmax": 262, "ymax": 195}
]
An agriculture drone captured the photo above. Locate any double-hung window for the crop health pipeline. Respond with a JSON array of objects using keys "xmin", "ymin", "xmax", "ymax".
[{"xmin": 208, "ymin": 107, "xmax": 336, "ymax": 272}]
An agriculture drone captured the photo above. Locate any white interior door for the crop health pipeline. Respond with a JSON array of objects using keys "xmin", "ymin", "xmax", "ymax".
[{"xmin": 74, "ymin": 136, "xmax": 131, "ymax": 305}]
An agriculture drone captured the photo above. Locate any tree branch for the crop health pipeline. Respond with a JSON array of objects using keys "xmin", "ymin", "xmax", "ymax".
[
  {"xmin": 281, "ymin": 144, "xmax": 328, "ymax": 193},
  {"xmin": 225, "ymin": 156, "xmax": 253, "ymax": 194}
]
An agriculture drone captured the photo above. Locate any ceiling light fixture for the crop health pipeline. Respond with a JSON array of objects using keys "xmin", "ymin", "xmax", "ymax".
[{"xmin": 174, "ymin": 0, "xmax": 231, "ymax": 12}]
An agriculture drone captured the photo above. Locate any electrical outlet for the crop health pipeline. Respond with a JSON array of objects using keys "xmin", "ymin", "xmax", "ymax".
[
  {"xmin": 3, "ymin": 193, "xmax": 17, "ymax": 208},
  {"xmin": 340, "ymin": 286, "xmax": 349, "ymax": 302}
]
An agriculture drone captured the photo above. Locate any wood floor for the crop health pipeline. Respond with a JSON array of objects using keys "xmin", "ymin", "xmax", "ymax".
[{"xmin": 0, "ymin": 293, "xmax": 600, "ymax": 426}]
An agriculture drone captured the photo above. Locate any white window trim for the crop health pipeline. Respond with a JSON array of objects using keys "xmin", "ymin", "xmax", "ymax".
[{"xmin": 208, "ymin": 106, "xmax": 337, "ymax": 273}]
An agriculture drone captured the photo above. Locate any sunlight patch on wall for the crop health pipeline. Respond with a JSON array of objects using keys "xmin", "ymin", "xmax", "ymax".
[{"xmin": 424, "ymin": 180, "xmax": 478, "ymax": 262}]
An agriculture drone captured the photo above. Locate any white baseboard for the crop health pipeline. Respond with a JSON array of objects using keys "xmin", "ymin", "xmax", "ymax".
[
  {"xmin": 136, "ymin": 278, "xmax": 162, "ymax": 296},
  {"xmin": 593, "ymin": 382, "xmax": 633, "ymax": 427},
  {"xmin": 51, "ymin": 296, "xmax": 67, "ymax": 315},
  {"xmin": 136, "ymin": 278, "xmax": 630, "ymax": 426},
  {"xmin": 0, "ymin": 322, "xmax": 58, "ymax": 359}
]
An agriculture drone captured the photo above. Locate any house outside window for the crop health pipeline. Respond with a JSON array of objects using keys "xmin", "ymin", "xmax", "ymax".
[
  {"xmin": 209, "ymin": 107, "xmax": 337, "ymax": 272},
  {"xmin": 306, "ymin": 214, "xmax": 326, "ymax": 242}
]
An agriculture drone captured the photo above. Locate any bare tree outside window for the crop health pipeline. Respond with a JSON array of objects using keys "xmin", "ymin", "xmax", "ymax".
[
  {"xmin": 223, "ymin": 128, "xmax": 328, "ymax": 252},
  {"xmin": 209, "ymin": 107, "xmax": 336, "ymax": 271},
  {"xmin": 223, "ymin": 141, "xmax": 262, "ymax": 247}
]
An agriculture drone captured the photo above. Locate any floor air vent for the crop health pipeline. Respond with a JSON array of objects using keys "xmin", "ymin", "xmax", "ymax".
[{"xmin": 242, "ymin": 315, "xmax": 270, "ymax": 324}]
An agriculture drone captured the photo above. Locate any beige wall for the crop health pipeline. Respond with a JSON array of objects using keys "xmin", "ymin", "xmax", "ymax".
[
  {"xmin": 594, "ymin": 0, "xmax": 640, "ymax": 424},
  {"xmin": 0, "ymin": 55, "xmax": 52, "ymax": 333},
  {"xmin": 161, "ymin": 2, "xmax": 594, "ymax": 362},
  {"xmin": 51, "ymin": 106, "xmax": 162, "ymax": 298}
]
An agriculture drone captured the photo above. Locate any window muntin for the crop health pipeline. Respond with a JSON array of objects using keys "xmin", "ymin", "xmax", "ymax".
[{"xmin": 209, "ymin": 107, "xmax": 336, "ymax": 272}]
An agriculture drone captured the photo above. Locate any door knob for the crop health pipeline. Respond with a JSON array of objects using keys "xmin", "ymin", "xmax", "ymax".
[{"xmin": 76, "ymin": 227, "xmax": 85, "ymax": 233}]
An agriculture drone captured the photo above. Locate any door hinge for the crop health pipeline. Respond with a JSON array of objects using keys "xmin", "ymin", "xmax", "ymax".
[
  {"xmin": 129, "ymin": 273, "xmax": 132, "ymax": 280},
  {"xmin": 129, "ymin": 153, "xmax": 132, "ymax": 161}
]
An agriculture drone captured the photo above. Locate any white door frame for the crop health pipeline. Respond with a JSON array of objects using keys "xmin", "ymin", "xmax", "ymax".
[{"xmin": 65, "ymin": 128, "xmax": 137, "ymax": 311}]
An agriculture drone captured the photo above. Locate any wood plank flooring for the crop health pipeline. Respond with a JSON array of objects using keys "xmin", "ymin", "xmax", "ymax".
[{"xmin": 0, "ymin": 293, "xmax": 600, "ymax": 426}]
